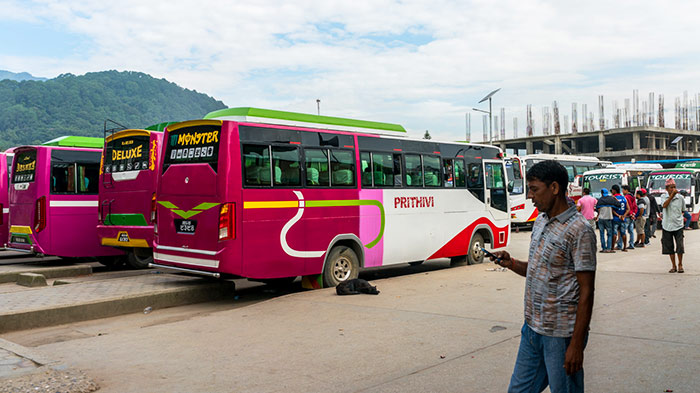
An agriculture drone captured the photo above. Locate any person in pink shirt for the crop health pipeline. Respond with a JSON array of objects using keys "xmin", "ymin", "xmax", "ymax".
[{"xmin": 576, "ymin": 188, "xmax": 597, "ymax": 228}]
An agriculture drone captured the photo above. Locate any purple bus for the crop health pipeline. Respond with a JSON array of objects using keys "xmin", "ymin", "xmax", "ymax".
[
  {"xmin": 7, "ymin": 143, "xmax": 124, "ymax": 263},
  {"xmin": 98, "ymin": 129, "xmax": 163, "ymax": 268}
]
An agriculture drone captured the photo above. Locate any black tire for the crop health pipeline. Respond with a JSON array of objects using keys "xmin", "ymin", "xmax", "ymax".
[
  {"xmin": 97, "ymin": 255, "xmax": 127, "ymax": 269},
  {"xmin": 322, "ymin": 246, "xmax": 360, "ymax": 288},
  {"xmin": 467, "ymin": 233, "xmax": 485, "ymax": 265},
  {"xmin": 127, "ymin": 248, "xmax": 153, "ymax": 269}
]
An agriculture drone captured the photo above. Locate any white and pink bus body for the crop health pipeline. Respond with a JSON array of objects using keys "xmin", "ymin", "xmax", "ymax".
[
  {"xmin": 7, "ymin": 141, "xmax": 124, "ymax": 259},
  {"xmin": 508, "ymin": 154, "xmax": 609, "ymax": 225},
  {"xmin": 152, "ymin": 108, "xmax": 510, "ymax": 287}
]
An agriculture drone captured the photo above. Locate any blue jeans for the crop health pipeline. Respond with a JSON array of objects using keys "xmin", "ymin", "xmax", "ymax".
[
  {"xmin": 598, "ymin": 219, "xmax": 613, "ymax": 250},
  {"xmin": 612, "ymin": 220, "xmax": 624, "ymax": 249},
  {"xmin": 508, "ymin": 323, "xmax": 586, "ymax": 393},
  {"xmin": 625, "ymin": 217, "xmax": 635, "ymax": 248}
]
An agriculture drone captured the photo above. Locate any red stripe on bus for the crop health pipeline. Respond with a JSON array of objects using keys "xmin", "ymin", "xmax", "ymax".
[
  {"xmin": 393, "ymin": 148, "xmax": 402, "ymax": 151},
  {"xmin": 433, "ymin": 151, "xmax": 440, "ymax": 154},
  {"xmin": 344, "ymin": 145, "xmax": 354, "ymax": 148},
  {"xmin": 290, "ymin": 141, "xmax": 301, "ymax": 145}
]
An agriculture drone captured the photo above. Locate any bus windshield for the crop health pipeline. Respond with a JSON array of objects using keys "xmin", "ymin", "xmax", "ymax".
[
  {"xmin": 12, "ymin": 149, "xmax": 37, "ymax": 183},
  {"xmin": 583, "ymin": 173, "xmax": 623, "ymax": 198},
  {"xmin": 505, "ymin": 158, "xmax": 524, "ymax": 194},
  {"xmin": 647, "ymin": 173, "xmax": 691, "ymax": 195},
  {"xmin": 163, "ymin": 124, "xmax": 220, "ymax": 172},
  {"xmin": 104, "ymin": 135, "xmax": 150, "ymax": 174}
]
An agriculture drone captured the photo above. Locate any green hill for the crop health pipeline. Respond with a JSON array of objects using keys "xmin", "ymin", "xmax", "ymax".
[{"xmin": 0, "ymin": 70, "xmax": 227, "ymax": 149}]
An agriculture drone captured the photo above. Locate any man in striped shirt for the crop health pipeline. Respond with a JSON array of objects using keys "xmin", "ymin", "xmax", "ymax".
[{"xmin": 489, "ymin": 160, "xmax": 596, "ymax": 393}]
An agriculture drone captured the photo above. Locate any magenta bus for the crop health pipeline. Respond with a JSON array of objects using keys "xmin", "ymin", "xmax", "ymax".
[
  {"xmin": 151, "ymin": 108, "xmax": 510, "ymax": 287},
  {"xmin": 7, "ymin": 139, "xmax": 124, "ymax": 263},
  {"xmin": 0, "ymin": 150, "xmax": 13, "ymax": 247},
  {"xmin": 97, "ymin": 128, "xmax": 164, "ymax": 268}
]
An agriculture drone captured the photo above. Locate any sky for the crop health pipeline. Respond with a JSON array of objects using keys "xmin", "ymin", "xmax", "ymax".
[{"xmin": 1, "ymin": 0, "xmax": 700, "ymax": 142}]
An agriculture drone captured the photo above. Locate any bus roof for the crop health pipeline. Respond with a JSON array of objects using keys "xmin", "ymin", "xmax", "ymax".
[
  {"xmin": 42, "ymin": 136, "xmax": 104, "ymax": 148},
  {"xmin": 519, "ymin": 153, "xmax": 602, "ymax": 162},
  {"xmin": 650, "ymin": 167, "xmax": 700, "ymax": 173},
  {"xmin": 145, "ymin": 122, "xmax": 177, "ymax": 132},
  {"xmin": 203, "ymin": 107, "xmax": 407, "ymax": 135}
]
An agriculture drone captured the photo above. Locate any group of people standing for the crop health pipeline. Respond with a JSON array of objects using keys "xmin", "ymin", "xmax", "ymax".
[{"xmin": 575, "ymin": 180, "xmax": 687, "ymax": 273}]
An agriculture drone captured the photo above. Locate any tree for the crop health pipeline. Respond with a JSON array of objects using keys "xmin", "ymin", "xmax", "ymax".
[{"xmin": 423, "ymin": 130, "xmax": 432, "ymax": 140}]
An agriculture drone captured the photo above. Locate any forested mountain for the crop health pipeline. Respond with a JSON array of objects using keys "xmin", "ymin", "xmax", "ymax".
[
  {"xmin": 0, "ymin": 70, "xmax": 226, "ymax": 149},
  {"xmin": 0, "ymin": 70, "xmax": 47, "ymax": 82}
]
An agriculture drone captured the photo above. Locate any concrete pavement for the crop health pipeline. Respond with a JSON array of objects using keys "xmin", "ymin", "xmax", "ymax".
[{"xmin": 1, "ymin": 229, "xmax": 699, "ymax": 392}]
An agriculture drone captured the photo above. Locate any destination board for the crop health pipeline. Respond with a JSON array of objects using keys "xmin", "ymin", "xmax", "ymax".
[
  {"xmin": 163, "ymin": 124, "xmax": 220, "ymax": 172},
  {"xmin": 12, "ymin": 149, "xmax": 37, "ymax": 183},
  {"xmin": 104, "ymin": 135, "xmax": 150, "ymax": 173}
]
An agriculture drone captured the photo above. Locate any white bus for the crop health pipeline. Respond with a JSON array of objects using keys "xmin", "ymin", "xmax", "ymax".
[
  {"xmin": 507, "ymin": 154, "xmax": 610, "ymax": 225},
  {"xmin": 582, "ymin": 163, "xmax": 662, "ymax": 199}
]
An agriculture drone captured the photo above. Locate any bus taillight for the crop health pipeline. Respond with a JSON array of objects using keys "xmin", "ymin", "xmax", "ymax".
[
  {"xmin": 151, "ymin": 193, "xmax": 157, "ymax": 223},
  {"xmin": 34, "ymin": 196, "xmax": 46, "ymax": 232},
  {"xmin": 218, "ymin": 203, "xmax": 235, "ymax": 240}
]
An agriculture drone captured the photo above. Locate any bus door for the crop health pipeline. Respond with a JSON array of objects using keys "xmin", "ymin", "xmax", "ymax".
[{"xmin": 483, "ymin": 159, "xmax": 509, "ymax": 222}]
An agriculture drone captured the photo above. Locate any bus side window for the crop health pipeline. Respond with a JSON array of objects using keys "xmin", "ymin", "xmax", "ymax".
[
  {"xmin": 454, "ymin": 159, "xmax": 466, "ymax": 187},
  {"xmin": 242, "ymin": 145, "xmax": 270, "ymax": 186},
  {"xmin": 360, "ymin": 152, "xmax": 372, "ymax": 187},
  {"xmin": 305, "ymin": 149, "xmax": 329, "ymax": 186},
  {"xmin": 392, "ymin": 154, "xmax": 402, "ymax": 187},
  {"xmin": 77, "ymin": 163, "xmax": 99, "ymax": 194},
  {"xmin": 443, "ymin": 159, "xmax": 454, "ymax": 187},
  {"xmin": 371, "ymin": 152, "xmax": 394, "ymax": 187},
  {"xmin": 423, "ymin": 155, "xmax": 442, "ymax": 187},
  {"xmin": 466, "ymin": 161, "xmax": 484, "ymax": 201},
  {"xmin": 330, "ymin": 149, "xmax": 355, "ymax": 187},
  {"xmin": 565, "ymin": 165, "xmax": 575, "ymax": 182},
  {"xmin": 405, "ymin": 154, "xmax": 423, "ymax": 187},
  {"xmin": 272, "ymin": 146, "xmax": 301, "ymax": 187},
  {"xmin": 51, "ymin": 163, "xmax": 73, "ymax": 194}
]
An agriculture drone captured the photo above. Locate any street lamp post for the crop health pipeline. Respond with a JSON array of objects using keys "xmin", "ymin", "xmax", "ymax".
[
  {"xmin": 473, "ymin": 88, "xmax": 501, "ymax": 144},
  {"xmin": 316, "ymin": 99, "xmax": 321, "ymax": 115}
]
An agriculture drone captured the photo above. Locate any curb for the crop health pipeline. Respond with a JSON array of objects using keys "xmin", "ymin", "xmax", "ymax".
[
  {"xmin": 0, "ymin": 265, "xmax": 93, "ymax": 284},
  {"xmin": 0, "ymin": 280, "xmax": 236, "ymax": 333}
]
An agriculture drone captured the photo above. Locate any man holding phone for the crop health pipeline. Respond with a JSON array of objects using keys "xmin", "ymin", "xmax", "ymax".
[{"xmin": 488, "ymin": 160, "xmax": 596, "ymax": 393}]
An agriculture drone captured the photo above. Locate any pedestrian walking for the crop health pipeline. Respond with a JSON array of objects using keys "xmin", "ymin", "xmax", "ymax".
[
  {"xmin": 661, "ymin": 178, "xmax": 685, "ymax": 273},
  {"xmin": 596, "ymin": 188, "xmax": 620, "ymax": 253},
  {"xmin": 634, "ymin": 190, "xmax": 648, "ymax": 247},
  {"xmin": 488, "ymin": 160, "xmax": 596, "ymax": 393},
  {"xmin": 576, "ymin": 188, "xmax": 597, "ymax": 228},
  {"xmin": 611, "ymin": 185, "xmax": 629, "ymax": 252},
  {"xmin": 621, "ymin": 185, "xmax": 637, "ymax": 249}
]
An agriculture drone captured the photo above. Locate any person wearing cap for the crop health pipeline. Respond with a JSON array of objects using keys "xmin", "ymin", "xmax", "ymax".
[
  {"xmin": 596, "ymin": 188, "xmax": 621, "ymax": 253},
  {"xmin": 660, "ymin": 178, "xmax": 686, "ymax": 273}
]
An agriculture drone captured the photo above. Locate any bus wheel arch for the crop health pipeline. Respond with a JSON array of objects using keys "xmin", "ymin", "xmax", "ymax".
[
  {"xmin": 469, "ymin": 226, "xmax": 494, "ymax": 265},
  {"xmin": 322, "ymin": 235, "xmax": 364, "ymax": 287}
]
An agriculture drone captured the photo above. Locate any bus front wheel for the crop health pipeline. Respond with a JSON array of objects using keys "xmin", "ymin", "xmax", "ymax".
[
  {"xmin": 323, "ymin": 246, "xmax": 359, "ymax": 287},
  {"xmin": 127, "ymin": 248, "xmax": 153, "ymax": 269},
  {"xmin": 467, "ymin": 233, "xmax": 485, "ymax": 265}
]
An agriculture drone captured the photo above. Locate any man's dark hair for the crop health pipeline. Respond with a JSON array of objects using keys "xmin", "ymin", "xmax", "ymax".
[
  {"xmin": 525, "ymin": 160, "xmax": 568, "ymax": 196},
  {"xmin": 636, "ymin": 190, "xmax": 643, "ymax": 197},
  {"xmin": 583, "ymin": 187, "xmax": 590, "ymax": 195},
  {"xmin": 622, "ymin": 185, "xmax": 630, "ymax": 192},
  {"xmin": 611, "ymin": 184, "xmax": 620, "ymax": 193}
]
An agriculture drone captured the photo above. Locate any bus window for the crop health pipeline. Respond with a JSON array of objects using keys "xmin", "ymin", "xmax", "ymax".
[
  {"xmin": 392, "ymin": 154, "xmax": 403, "ymax": 187},
  {"xmin": 371, "ymin": 153, "xmax": 394, "ymax": 187},
  {"xmin": 486, "ymin": 162, "xmax": 508, "ymax": 212},
  {"xmin": 423, "ymin": 155, "xmax": 442, "ymax": 187},
  {"xmin": 565, "ymin": 165, "xmax": 575, "ymax": 182},
  {"xmin": 77, "ymin": 163, "xmax": 99, "ymax": 194},
  {"xmin": 360, "ymin": 152, "xmax": 371, "ymax": 187},
  {"xmin": 272, "ymin": 146, "xmax": 301, "ymax": 186},
  {"xmin": 443, "ymin": 159, "xmax": 455, "ymax": 187},
  {"xmin": 305, "ymin": 149, "xmax": 329, "ymax": 186},
  {"xmin": 467, "ymin": 162, "xmax": 484, "ymax": 201},
  {"xmin": 454, "ymin": 159, "xmax": 466, "ymax": 187},
  {"xmin": 330, "ymin": 150, "xmax": 354, "ymax": 186},
  {"xmin": 405, "ymin": 154, "xmax": 423, "ymax": 187},
  {"xmin": 52, "ymin": 163, "xmax": 76, "ymax": 194},
  {"xmin": 242, "ymin": 145, "xmax": 271, "ymax": 186}
]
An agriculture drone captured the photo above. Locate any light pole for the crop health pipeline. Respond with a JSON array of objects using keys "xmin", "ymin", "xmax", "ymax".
[
  {"xmin": 473, "ymin": 88, "xmax": 501, "ymax": 144},
  {"xmin": 316, "ymin": 99, "xmax": 321, "ymax": 115}
]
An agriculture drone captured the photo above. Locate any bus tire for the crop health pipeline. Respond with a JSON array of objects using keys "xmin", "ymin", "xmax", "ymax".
[
  {"xmin": 323, "ymin": 246, "xmax": 359, "ymax": 287},
  {"xmin": 97, "ymin": 255, "xmax": 126, "ymax": 269},
  {"xmin": 467, "ymin": 233, "xmax": 485, "ymax": 265},
  {"xmin": 127, "ymin": 248, "xmax": 153, "ymax": 269}
]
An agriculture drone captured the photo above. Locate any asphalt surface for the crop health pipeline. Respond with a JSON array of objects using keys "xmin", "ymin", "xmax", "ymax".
[{"xmin": 1, "ymin": 229, "xmax": 699, "ymax": 392}]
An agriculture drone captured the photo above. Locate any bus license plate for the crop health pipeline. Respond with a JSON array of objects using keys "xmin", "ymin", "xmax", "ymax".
[
  {"xmin": 175, "ymin": 219, "xmax": 197, "ymax": 234},
  {"xmin": 11, "ymin": 236, "xmax": 28, "ymax": 244}
]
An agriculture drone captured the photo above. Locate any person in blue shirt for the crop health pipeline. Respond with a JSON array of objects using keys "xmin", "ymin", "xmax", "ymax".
[{"xmin": 610, "ymin": 185, "xmax": 630, "ymax": 252}]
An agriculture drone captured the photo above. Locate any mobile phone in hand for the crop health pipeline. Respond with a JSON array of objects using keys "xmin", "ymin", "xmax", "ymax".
[{"xmin": 481, "ymin": 248, "xmax": 501, "ymax": 261}]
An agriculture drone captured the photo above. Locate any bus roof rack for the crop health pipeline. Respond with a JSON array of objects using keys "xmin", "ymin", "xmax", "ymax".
[
  {"xmin": 203, "ymin": 107, "xmax": 406, "ymax": 135},
  {"xmin": 42, "ymin": 136, "xmax": 104, "ymax": 148}
]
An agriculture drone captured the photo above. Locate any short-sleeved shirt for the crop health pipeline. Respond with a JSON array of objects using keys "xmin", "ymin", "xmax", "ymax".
[
  {"xmin": 576, "ymin": 195, "xmax": 597, "ymax": 220},
  {"xmin": 525, "ymin": 205, "xmax": 597, "ymax": 338},
  {"xmin": 636, "ymin": 197, "xmax": 647, "ymax": 219},
  {"xmin": 660, "ymin": 192, "xmax": 686, "ymax": 231},
  {"xmin": 642, "ymin": 196, "xmax": 650, "ymax": 219},
  {"xmin": 613, "ymin": 194, "xmax": 627, "ymax": 222}
]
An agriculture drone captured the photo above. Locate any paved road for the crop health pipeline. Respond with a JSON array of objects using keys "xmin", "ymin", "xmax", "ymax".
[{"xmin": 2, "ymin": 229, "xmax": 700, "ymax": 392}]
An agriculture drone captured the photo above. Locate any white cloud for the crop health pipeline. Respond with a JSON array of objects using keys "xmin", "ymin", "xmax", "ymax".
[{"xmin": 2, "ymin": 0, "xmax": 700, "ymax": 141}]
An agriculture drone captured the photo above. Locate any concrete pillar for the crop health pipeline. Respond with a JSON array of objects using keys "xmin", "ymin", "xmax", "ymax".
[
  {"xmin": 660, "ymin": 136, "xmax": 666, "ymax": 150},
  {"xmin": 633, "ymin": 132, "xmax": 640, "ymax": 151},
  {"xmin": 555, "ymin": 136, "xmax": 562, "ymax": 154},
  {"xmin": 694, "ymin": 138, "xmax": 698, "ymax": 153},
  {"xmin": 598, "ymin": 132, "xmax": 606, "ymax": 154},
  {"xmin": 526, "ymin": 140, "xmax": 533, "ymax": 155}
]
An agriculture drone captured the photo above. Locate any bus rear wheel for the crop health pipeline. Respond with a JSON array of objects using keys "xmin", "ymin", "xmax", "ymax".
[
  {"xmin": 323, "ymin": 246, "xmax": 359, "ymax": 288},
  {"xmin": 97, "ymin": 255, "xmax": 126, "ymax": 269},
  {"xmin": 467, "ymin": 233, "xmax": 485, "ymax": 265},
  {"xmin": 127, "ymin": 248, "xmax": 153, "ymax": 269}
]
